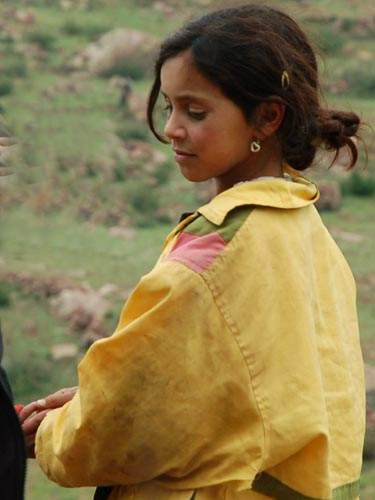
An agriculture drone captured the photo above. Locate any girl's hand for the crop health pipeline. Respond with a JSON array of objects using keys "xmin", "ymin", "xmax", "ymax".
[
  {"xmin": 22, "ymin": 409, "xmax": 51, "ymax": 458},
  {"xmin": 19, "ymin": 387, "xmax": 78, "ymax": 458},
  {"xmin": 19, "ymin": 386, "xmax": 78, "ymax": 423}
]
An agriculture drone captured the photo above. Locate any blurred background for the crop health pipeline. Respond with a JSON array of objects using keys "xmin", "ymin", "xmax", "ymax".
[{"xmin": 0, "ymin": 0, "xmax": 374, "ymax": 498}]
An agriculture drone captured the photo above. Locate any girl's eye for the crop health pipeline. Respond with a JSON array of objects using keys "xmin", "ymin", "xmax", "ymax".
[
  {"xmin": 188, "ymin": 109, "xmax": 206, "ymax": 121},
  {"xmin": 162, "ymin": 102, "xmax": 206, "ymax": 121}
]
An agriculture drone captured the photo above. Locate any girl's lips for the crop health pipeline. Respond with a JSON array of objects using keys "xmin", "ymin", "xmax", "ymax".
[{"xmin": 173, "ymin": 149, "xmax": 196, "ymax": 161}]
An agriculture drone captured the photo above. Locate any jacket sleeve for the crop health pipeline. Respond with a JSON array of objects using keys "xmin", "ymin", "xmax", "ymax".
[{"xmin": 35, "ymin": 261, "xmax": 262, "ymax": 487}]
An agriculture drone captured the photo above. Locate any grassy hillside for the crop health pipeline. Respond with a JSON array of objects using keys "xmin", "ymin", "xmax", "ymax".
[{"xmin": 0, "ymin": 0, "xmax": 374, "ymax": 498}]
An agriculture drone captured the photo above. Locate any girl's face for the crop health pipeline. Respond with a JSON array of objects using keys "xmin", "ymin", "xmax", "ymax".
[{"xmin": 160, "ymin": 50, "xmax": 258, "ymax": 190}]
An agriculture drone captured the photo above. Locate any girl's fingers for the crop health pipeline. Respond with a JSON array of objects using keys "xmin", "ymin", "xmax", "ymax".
[
  {"xmin": 18, "ymin": 386, "xmax": 78, "ymax": 424},
  {"xmin": 19, "ymin": 399, "xmax": 46, "ymax": 423},
  {"xmin": 21, "ymin": 409, "xmax": 50, "ymax": 436},
  {"xmin": 44, "ymin": 387, "xmax": 78, "ymax": 408}
]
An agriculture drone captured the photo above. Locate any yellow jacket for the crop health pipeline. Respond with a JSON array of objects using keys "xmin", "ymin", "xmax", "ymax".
[{"xmin": 36, "ymin": 166, "xmax": 365, "ymax": 499}]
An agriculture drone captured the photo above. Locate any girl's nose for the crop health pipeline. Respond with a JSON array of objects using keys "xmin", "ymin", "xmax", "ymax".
[{"xmin": 164, "ymin": 113, "xmax": 187, "ymax": 141}]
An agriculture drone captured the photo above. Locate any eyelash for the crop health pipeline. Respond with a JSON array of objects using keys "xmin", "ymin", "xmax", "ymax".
[{"xmin": 163, "ymin": 104, "xmax": 206, "ymax": 121}]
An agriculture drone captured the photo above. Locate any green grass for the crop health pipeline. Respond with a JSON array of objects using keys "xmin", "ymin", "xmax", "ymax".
[
  {"xmin": 266, "ymin": 0, "xmax": 375, "ymax": 19},
  {"xmin": 361, "ymin": 460, "xmax": 375, "ymax": 499},
  {"xmin": 0, "ymin": 207, "xmax": 169, "ymax": 289},
  {"xmin": 320, "ymin": 197, "xmax": 375, "ymax": 349},
  {"xmin": 21, "ymin": 457, "xmax": 375, "ymax": 500},
  {"xmin": 3, "ymin": 74, "xmax": 117, "ymax": 166},
  {"xmin": 14, "ymin": 1, "xmax": 177, "ymax": 39},
  {"xmin": 26, "ymin": 461, "xmax": 93, "ymax": 500}
]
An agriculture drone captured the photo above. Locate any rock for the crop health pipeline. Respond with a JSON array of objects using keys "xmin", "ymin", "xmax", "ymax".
[
  {"xmin": 329, "ymin": 228, "xmax": 365, "ymax": 244},
  {"xmin": 41, "ymin": 78, "xmax": 87, "ymax": 100},
  {"xmin": 153, "ymin": 1, "xmax": 175, "ymax": 17},
  {"xmin": 51, "ymin": 343, "xmax": 79, "ymax": 361},
  {"xmin": 121, "ymin": 141, "xmax": 167, "ymax": 165},
  {"xmin": 366, "ymin": 364, "xmax": 375, "ymax": 392},
  {"xmin": 81, "ymin": 315, "xmax": 109, "ymax": 348},
  {"xmin": 315, "ymin": 181, "xmax": 342, "ymax": 211},
  {"xmin": 50, "ymin": 288, "xmax": 109, "ymax": 332},
  {"xmin": 0, "ymin": 138, "xmax": 17, "ymax": 170},
  {"xmin": 71, "ymin": 28, "xmax": 159, "ymax": 76},
  {"xmin": 0, "ymin": 137, "xmax": 17, "ymax": 148},
  {"xmin": 128, "ymin": 92, "xmax": 147, "ymax": 121},
  {"xmin": 99, "ymin": 283, "xmax": 119, "ymax": 297},
  {"xmin": 14, "ymin": 9, "xmax": 36, "ymax": 25},
  {"xmin": 1, "ymin": 271, "xmax": 80, "ymax": 298}
]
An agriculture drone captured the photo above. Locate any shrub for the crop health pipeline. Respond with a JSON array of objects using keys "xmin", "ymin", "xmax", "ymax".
[
  {"xmin": 0, "ymin": 79, "xmax": 14, "ymax": 97},
  {"xmin": 154, "ymin": 160, "xmax": 172, "ymax": 185},
  {"xmin": 1, "ymin": 57, "xmax": 28, "ymax": 78},
  {"xmin": 25, "ymin": 30, "xmax": 56, "ymax": 52},
  {"xmin": 341, "ymin": 171, "xmax": 375, "ymax": 197},
  {"xmin": 122, "ymin": 180, "xmax": 160, "ymax": 226},
  {"xmin": 0, "ymin": 34, "xmax": 15, "ymax": 49},
  {"xmin": 0, "ymin": 283, "xmax": 11, "ymax": 308},
  {"xmin": 314, "ymin": 26, "xmax": 346, "ymax": 55},
  {"xmin": 129, "ymin": 183, "xmax": 159, "ymax": 213},
  {"xmin": 61, "ymin": 20, "xmax": 83, "ymax": 36},
  {"xmin": 82, "ymin": 23, "xmax": 110, "ymax": 41},
  {"xmin": 113, "ymin": 162, "xmax": 126, "ymax": 182},
  {"xmin": 61, "ymin": 20, "xmax": 110, "ymax": 41},
  {"xmin": 116, "ymin": 122, "xmax": 149, "ymax": 142},
  {"xmin": 342, "ymin": 65, "xmax": 375, "ymax": 97},
  {"xmin": 100, "ymin": 59, "xmax": 149, "ymax": 80}
]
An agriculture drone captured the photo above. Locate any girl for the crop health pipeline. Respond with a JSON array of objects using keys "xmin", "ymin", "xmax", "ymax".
[{"xmin": 21, "ymin": 5, "xmax": 365, "ymax": 499}]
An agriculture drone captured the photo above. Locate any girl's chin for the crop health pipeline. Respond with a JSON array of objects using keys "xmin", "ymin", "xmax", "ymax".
[{"xmin": 178, "ymin": 164, "xmax": 212, "ymax": 183}]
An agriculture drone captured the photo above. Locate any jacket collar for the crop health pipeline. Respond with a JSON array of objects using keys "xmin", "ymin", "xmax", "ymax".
[
  {"xmin": 197, "ymin": 165, "xmax": 320, "ymax": 226},
  {"xmin": 164, "ymin": 165, "xmax": 320, "ymax": 246}
]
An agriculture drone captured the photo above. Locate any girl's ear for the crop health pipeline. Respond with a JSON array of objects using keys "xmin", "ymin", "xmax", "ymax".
[{"xmin": 252, "ymin": 100, "xmax": 286, "ymax": 139}]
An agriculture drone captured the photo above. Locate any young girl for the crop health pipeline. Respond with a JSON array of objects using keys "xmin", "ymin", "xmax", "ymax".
[{"xmin": 21, "ymin": 5, "xmax": 365, "ymax": 499}]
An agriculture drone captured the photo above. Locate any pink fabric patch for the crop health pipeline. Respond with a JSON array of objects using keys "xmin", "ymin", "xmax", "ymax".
[{"xmin": 165, "ymin": 232, "xmax": 226, "ymax": 273}]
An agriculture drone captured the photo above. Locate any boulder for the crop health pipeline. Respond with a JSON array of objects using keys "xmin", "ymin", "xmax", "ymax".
[
  {"xmin": 315, "ymin": 181, "xmax": 342, "ymax": 211},
  {"xmin": 50, "ymin": 288, "xmax": 109, "ymax": 332},
  {"xmin": 51, "ymin": 343, "xmax": 79, "ymax": 361},
  {"xmin": 71, "ymin": 28, "xmax": 159, "ymax": 77},
  {"xmin": 329, "ymin": 228, "xmax": 365, "ymax": 244}
]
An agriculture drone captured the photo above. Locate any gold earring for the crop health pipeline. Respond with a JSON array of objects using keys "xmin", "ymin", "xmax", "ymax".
[
  {"xmin": 281, "ymin": 70, "xmax": 290, "ymax": 90},
  {"xmin": 250, "ymin": 139, "xmax": 261, "ymax": 153}
]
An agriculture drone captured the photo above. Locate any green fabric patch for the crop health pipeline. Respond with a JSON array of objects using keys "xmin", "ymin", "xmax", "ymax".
[
  {"xmin": 185, "ymin": 205, "xmax": 254, "ymax": 243},
  {"xmin": 251, "ymin": 472, "xmax": 360, "ymax": 500}
]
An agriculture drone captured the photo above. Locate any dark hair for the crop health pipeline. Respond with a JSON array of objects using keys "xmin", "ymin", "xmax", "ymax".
[{"xmin": 147, "ymin": 4, "xmax": 362, "ymax": 171}]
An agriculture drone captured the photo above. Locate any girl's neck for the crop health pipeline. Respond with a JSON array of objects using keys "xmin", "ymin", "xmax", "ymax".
[{"xmin": 214, "ymin": 145, "xmax": 284, "ymax": 194}]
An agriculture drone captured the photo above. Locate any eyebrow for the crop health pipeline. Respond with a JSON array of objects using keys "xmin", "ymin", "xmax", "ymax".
[{"xmin": 161, "ymin": 91, "xmax": 211, "ymax": 103}]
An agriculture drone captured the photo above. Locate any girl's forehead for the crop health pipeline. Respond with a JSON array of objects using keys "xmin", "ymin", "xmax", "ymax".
[{"xmin": 160, "ymin": 50, "xmax": 223, "ymax": 101}]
